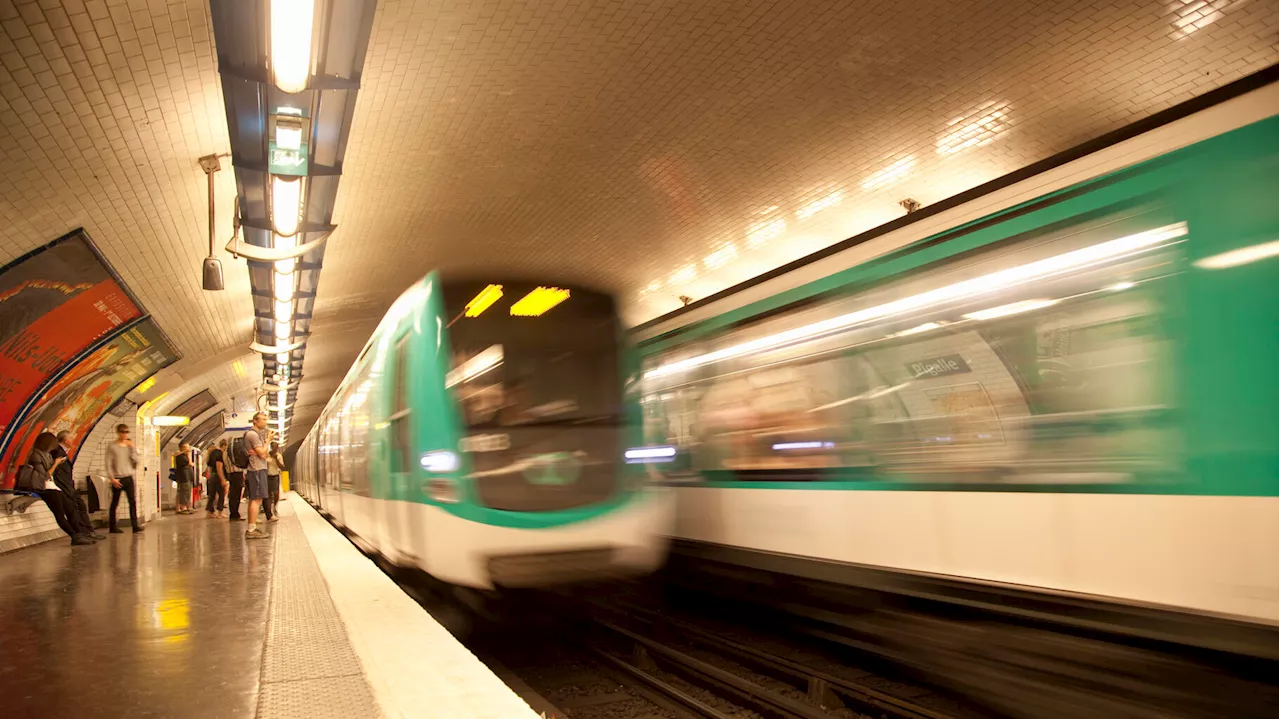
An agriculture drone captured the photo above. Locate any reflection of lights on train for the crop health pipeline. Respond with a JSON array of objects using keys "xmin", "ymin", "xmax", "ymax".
[
  {"xmin": 772, "ymin": 441, "xmax": 835, "ymax": 451},
  {"xmin": 624, "ymin": 446, "xmax": 677, "ymax": 464},
  {"xmin": 644, "ymin": 223, "xmax": 1187, "ymax": 380}
]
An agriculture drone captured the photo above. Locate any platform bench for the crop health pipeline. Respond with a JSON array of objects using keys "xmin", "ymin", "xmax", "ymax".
[{"xmin": 0, "ymin": 489, "xmax": 41, "ymax": 515}]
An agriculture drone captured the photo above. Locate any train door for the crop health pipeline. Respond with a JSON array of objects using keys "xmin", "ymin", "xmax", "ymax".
[{"xmin": 382, "ymin": 334, "xmax": 419, "ymax": 565}]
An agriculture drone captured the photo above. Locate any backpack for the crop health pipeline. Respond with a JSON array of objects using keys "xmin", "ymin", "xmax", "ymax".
[{"xmin": 229, "ymin": 436, "xmax": 251, "ymax": 469}]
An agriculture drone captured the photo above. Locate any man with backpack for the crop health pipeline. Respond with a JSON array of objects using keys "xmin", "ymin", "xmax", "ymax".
[
  {"xmin": 243, "ymin": 412, "xmax": 273, "ymax": 539},
  {"xmin": 225, "ymin": 433, "xmax": 250, "ymax": 521}
]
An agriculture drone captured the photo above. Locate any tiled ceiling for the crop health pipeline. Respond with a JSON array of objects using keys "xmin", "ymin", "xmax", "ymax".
[{"xmin": 1, "ymin": 0, "xmax": 1276, "ymax": 443}]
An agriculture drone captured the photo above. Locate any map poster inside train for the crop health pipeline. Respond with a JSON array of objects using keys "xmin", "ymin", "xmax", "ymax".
[
  {"xmin": 0, "ymin": 318, "xmax": 178, "ymax": 486},
  {"xmin": 0, "ymin": 230, "xmax": 144, "ymax": 457}
]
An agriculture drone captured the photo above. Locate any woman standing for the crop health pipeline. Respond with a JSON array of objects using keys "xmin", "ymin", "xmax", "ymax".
[
  {"xmin": 25, "ymin": 432, "xmax": 95, "ymax": 545},
  {"xmin": 173, "ymin": 443, "xmax": 195, "ymax": 514}
]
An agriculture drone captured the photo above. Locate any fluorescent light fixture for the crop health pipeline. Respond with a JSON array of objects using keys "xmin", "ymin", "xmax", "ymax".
[
  {"xmin": 893, "ymin": 322, "xmax": 942, "ymax": 337},
  {"xmin": 275, "ymin": 116, "xmax": 303, "ymax": 150},
  {"xmin": 643, "ymin": 223, "xmax": 1186, "ymax": 380},
  {"xmin": 275, "ymin": 272, "xmax": 295, "ymax": 302},
  {"xmin": 1193, "ymin": 241, "xmax": 1279, "ymax": 270},
  {"xmin": 464, "ymin": 284, "xmax": 504, "ymax": 317},
  {"xmin": 861, "ymin": 156, "xmax": 917, "ymax": 190},
  {"xmin": 510, "ymin": 287, "xmax": 570, "ymax": 317},
  {"xmin": 624, "ymin": 446, "xmax": 677, "ymax": 464},
  {"xmin": 151, "ymin": 416, "xmax": 190, "ymax": 427},
  {"xmin": 772, "ymin": 441, "xmax": 834, "ymax": 450},
  {"xmin": 963, "ymin": 298, "xmax": 1059, "ymax": 321},
  {"xmin": 276, "ymin": 352, "xmax": 290, "ymax": 365},
  {"xmin": 445, "ymin": 345, "xmax": 503, "ymax": 388},
  {"xmin": 136, "ymin": 377, "xmax": 156, "ymax": 394},
  {"xmin": 275, "ymin": 299, "xmax": 293, "ymax": 320},
  {"xmin": 420, "ymin": 450, "xmax": 459, "ymax": 473},
  {"xmin": 270, "ymin": 0, "xmax": 315, "ymax": 94},
  {"xmin": 274, "ymin": 320, "xmax": 291, "ymax": 340},
  {"xmin": 270, "ymin": 175, "xmax": 304, "ymax": 236}
]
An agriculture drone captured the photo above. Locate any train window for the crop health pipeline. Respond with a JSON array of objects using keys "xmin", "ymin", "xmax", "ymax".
[
  {"xmin": 390, "ymin": 336, "xmax": 412, "ymax": 474},
  {"xmin": 640, "ymin": 212, "xmax": 1184, "ymax": 486}
]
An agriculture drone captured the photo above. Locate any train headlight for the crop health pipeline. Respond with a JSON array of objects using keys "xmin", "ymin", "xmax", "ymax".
[
  {"xmin": 420, "ymin": 450, "xmax": 459, "ymax": 473},
  {"xmin": 623, "ymin": 445, "xmax": 677, "ymax": 464}
]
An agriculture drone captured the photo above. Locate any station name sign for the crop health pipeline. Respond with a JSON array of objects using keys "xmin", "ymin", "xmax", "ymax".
[{"xmin": 906, "ymin": 354, "xmax": 971, "ymax": 379}]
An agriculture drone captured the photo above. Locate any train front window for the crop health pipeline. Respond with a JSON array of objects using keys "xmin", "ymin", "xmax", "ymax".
[{"xmin": 445, "ymin": 282, "xmax": 622, "ymax": 429}]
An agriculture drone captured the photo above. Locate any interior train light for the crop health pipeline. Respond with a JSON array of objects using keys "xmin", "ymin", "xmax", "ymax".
[
  {"xmin": 270, "ymin": 175, "xmax": 304, "ymax": 236},
  {"xmin": 510, "ymin": 287, "xmax": 570, "ymax": 317},
  {"xmin": 445, "ymin": 345, "xmax": 503, "ymax": 388},
  {"xmin": 1193, "ymin": 241, "xmax": 1279, "ymax": 270},
  {"xmin": 623, "ymin": 446, "xmax": 677, "ymax": 464},
  {"xmin": 464, "ymin": 284, "xmax": 504, "ymax": 317},
  {"xmin": 643, "ymin": 222, "xmax": 1187, "ymax": 380},
  {"xmin": 420, "ymin": 450, "xmax": 460, "ymax": 473},
  {"xmin": 963, "ymin": 298, "xmax": 1059, "ymax": 321},
  {"xmin": 772, "ymin": 441, "xmax": 834, "ymax": 451},
  {"xmin": 151, "ymin": 416, "xmax": 190, "ymax": 427},
  {"xmin": 270, "ymin": 0, "xmax": 315, "ymax": 94}
]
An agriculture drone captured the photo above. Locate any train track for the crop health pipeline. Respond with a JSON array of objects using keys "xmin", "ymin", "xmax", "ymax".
[{"xmin": 460, "ymin": 584, "xmax": 986, "ymax": 719}]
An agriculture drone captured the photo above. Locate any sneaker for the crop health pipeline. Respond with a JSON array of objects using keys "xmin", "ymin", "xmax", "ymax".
[
  {"xmin": 132, "ymin": 526, "xmax": 144, "ymax": 533},
  {"xmin": 71, "ymin": 534, "xmax": 94, "ymax": 546},
  {"xmin": 245, "ymin": 528, "xmax": 269, "ymax": 539},
  {"xmin": 109, "ymin": 528, "xmax": 124, "ymax": 534},
  {"xmin": 268, "ymin": 516, "xmax": 279, "ymax": 522},
  {"xmin": 229, "ymin": 516, "xmax": 243, "ymax": 521},
  {"xmin": 89, "ymin": 532, "xmax": 106, "ymax": 540}
]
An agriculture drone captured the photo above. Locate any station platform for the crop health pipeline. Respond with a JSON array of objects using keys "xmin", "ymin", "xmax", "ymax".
[{"xmin": 0, "ymin": 494, "xmax": 539, "ymax": 719}]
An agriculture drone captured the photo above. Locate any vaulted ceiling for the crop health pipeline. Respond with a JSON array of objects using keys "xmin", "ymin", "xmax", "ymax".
[{"xmin": 1, "ymin": 0, "xmax": 1275, "ymax": 443}]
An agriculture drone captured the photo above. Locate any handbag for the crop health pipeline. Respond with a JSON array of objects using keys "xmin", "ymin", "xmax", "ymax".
[{"xmin": 14, "ymin": 464, "xmax": 41, "ymax": 492}]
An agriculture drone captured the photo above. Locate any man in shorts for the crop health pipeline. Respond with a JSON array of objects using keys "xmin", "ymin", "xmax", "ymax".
[{"xmin": 243, "ymin": 412, "xmax": 273, "ymax": 539}]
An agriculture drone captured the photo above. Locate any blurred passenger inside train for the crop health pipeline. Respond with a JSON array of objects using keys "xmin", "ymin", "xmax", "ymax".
[
  {"xmin": 21, "ymin": 432, "xmax": 95, "ymax": 545},
  {"xmin": 173, "ymin": 443, "xmax": 195, "ymax": 515},
  {"xmin": 205, "ymin": 439, "xmax": 228, "ymax": 518},
  {"xmin": 53, "ymin": 430, "xmax": 101, "ymax": 540}
]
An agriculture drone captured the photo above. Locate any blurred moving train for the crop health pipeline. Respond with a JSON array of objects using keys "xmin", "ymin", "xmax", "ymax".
[
  {"xmin": 630, "ymin": 74, "xmax": 1279, "ymax": 639},
  {"xmin": 294, "ymin": 280, "xmax": 673, "ymax": 589}
]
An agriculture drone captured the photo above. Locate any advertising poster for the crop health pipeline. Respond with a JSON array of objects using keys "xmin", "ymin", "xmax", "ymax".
[
  {"xmin": 0, "ymin": 231, "xmax": 144, "ymax": 457},
  {"xmin": 158, "ymin": 390, "xmax": 217, "ymax": 449},
  {"xmin": 0, "ymin": 319, "xmax": 179, "ymax": 487}
]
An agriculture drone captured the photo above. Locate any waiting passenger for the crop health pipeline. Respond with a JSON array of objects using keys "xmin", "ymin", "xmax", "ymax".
[
  {"xmin": 173, "ymin": 443, "xmax": 195, "ymax": 514},
  {"xmin": 225, "ymin": 437, "xmax": 247, "ymax": 522},
  {"xmin": 264, "ymin": 440, "xmax": 283, "ymax": 522},
  {"xmin": 53, "ymin": 430, "xmax": 102, "ymax": 540},
  {"xmin": 23, "ymin": 432, "xmax": 95, "ymax": 545},
  {"xmin": 243, "ymin": 413, "xmax": 272, "ymax": 539},
  {"xmin": 205, "ymin": 439, "xmax": 228, "ymax": 518},
  {"xmin": 105, "ymin": 423, "xmax": 143, "ymax": 534}
]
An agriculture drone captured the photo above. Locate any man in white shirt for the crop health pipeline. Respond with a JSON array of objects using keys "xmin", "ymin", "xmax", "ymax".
[{"xmin": 104, "ymin": 423, "xmax": 143, "ymax": 533}]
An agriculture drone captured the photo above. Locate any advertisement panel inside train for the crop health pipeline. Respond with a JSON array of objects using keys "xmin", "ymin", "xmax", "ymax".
[
  {"xmin": 0, "ymin": 231, "xmax": 143, "ymax": 456},
  {"xmin": 0, "ymin": 318, "xmax": 178, "ymax": 486}
]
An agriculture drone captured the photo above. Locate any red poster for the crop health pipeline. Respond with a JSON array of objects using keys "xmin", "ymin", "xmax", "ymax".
[
  {"xmin": 0, "ymin": 319, "xmax": 179, "ymax": 486},
  {"xmin": 0, "ymin": 231, "xmax": 143, "ymax": 461}
]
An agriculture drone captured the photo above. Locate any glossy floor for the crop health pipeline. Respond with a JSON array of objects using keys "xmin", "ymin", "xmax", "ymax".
[{"xmin": 0, "ymin": 512, "xmax": 274, "ymax": 718}]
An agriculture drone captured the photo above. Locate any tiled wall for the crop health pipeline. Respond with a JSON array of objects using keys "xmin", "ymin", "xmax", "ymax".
[{"xmin": 0, "ymin": 406, "xmax": 158, "ymax": 553}]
